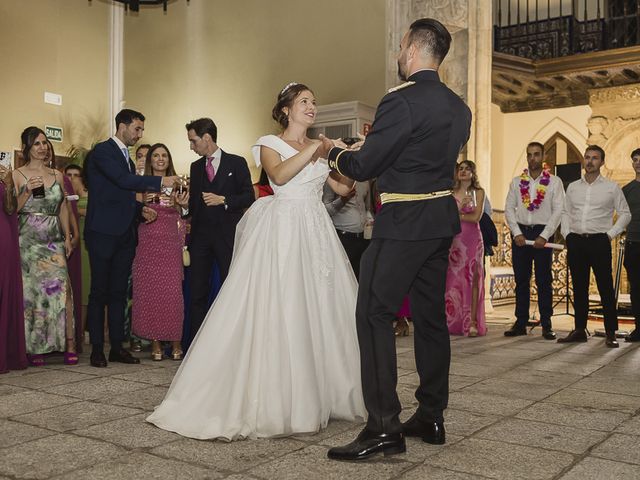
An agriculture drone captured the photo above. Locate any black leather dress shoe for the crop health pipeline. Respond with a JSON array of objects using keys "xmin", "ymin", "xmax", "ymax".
[
  {"xmin": 327, "ymin": 428, "xmax": 405, "ymax": 461},
  {"xmin": 90, "ymin": 351, "xmax": 107, "ymax": 368},
  {"xmin": 108, "ymin": 348, "xmax": 140, "ymax": 364},
  {"xmin": 542, "ymin": 327, "xmax": 557, "ymax": 340},
  {"xmin": 402, "ymin": 414, "xmax": 445, "ymax": 444},
  {"xmin": 504, "ymin": 323, "xmax": 527, "ymax": 337},
  {"xmin": 625, "ymin": 329, "xmax": 640, "ymax": 343},
  {"xmin": 557, "ymin": 329, "xmax": 588, "ymax": 343},
  {"xmin": 605, "ymin": 334, "xmax": 619, "ymax": 348}
]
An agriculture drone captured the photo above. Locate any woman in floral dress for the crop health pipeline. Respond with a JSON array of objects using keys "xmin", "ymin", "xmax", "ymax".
[{"xmin": 12, "ymin": 126, "xmax": 76, "ymax": 366}]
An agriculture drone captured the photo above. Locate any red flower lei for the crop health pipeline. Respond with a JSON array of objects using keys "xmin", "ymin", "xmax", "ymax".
[{"xmin": 519, "ymin": 164, "xmax": 551, "ymax": 211}]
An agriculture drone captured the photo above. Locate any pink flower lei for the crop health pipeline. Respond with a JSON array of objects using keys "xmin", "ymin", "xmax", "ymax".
[{"xmin": 519, "ymin": 163, "xmax": 551, "ymax": 211}]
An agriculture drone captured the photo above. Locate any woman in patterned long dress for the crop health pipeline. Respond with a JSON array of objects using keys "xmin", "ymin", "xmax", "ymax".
[
  {"xmin": 0, "ymin": 165, "xmax": 28, "ymax": 373},
  {"xmin": 132, "ymin": 143, "xmax": 189, "ymax": 361},
  {"xmin": 445, "ymin": 160, "xmax": 487, "ymax": 337},
  {"xmin": 12, "ymin": 127, "xmax": 77, "ymax": 366},
  {"xmin": 47, "ymin": 142, "xmax": 83, "ymax": 354}
]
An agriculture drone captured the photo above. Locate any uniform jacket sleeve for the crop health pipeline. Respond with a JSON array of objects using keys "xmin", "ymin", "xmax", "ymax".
[{"xmin": 328, "ymin": 93, "xmax": 411, "ymax": 181}]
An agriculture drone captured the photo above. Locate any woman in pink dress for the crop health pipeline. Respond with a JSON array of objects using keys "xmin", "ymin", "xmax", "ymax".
[
  {"xmin": 445, "ymin": 160, "xmax": 487, "ymax": 337},
  {"xmin": 132, "ymin": 143, "xmax": 189, "ymax": 361}
]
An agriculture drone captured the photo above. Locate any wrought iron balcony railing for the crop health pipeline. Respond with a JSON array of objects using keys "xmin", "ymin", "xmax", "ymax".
[{"xmin": 494, "ymin": 0, "xmax": 640, "ymax": 60}]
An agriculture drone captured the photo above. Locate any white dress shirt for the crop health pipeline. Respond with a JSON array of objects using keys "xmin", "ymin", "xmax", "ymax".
[
  {"xmin": 206, "ymin": 147, "xmax": 222, "ymax": 174},
  {"xmin": 561, "ymin": 174, "xmax": 631, "ymax": 239},
  {"xmin": 504, "ymin": 172, "xmax": 564, "ymax": 240},
  {"xmin": 111, "ymin": 135, "xmax": 132, "ymax": 172},
  {"xmin": 183, "ymin": 147, "xmax": 223, "ymax": 215}
]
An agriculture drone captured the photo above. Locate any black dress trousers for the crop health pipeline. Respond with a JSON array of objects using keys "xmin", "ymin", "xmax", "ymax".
[{"xmin": 356, "ymin": 236, "xmax": 453, "ymax": 434}]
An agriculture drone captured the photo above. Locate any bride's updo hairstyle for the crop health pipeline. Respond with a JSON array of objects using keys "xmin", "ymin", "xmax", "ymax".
[{"xmin": 272, "ymin": 82, "xmax": 314, "ymax": 129}]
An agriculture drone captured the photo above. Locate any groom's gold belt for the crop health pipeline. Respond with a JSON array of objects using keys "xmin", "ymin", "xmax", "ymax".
[{"xmin": 380, "ymin": 190, "xmax": 452, "ymax": 205}]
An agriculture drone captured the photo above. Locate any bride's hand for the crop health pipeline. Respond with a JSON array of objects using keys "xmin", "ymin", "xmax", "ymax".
[
  {"xmin": 333, "ymin": 139, "xmax": 349, "ymax": 149},
  {"xmin": 348, "ymin": 134, "xmax": 366, "ymax": 151},
  {"xmin": 310, "ymin": 138, "xmax": 333, "ymax": 163},
  {"xmin": 315, "ymin": 135, "xmax": 336, "ymax": 161}
]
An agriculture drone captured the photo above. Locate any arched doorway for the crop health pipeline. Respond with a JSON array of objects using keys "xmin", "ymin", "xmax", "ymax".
[{"xmin": 543, "ymin": 132, "xmax": 583, "ymax": 172}]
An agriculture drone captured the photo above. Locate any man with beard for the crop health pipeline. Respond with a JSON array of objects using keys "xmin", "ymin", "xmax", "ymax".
[
  {"xmin": 504, "ymin": 142, "xmax": 564, "ymax": 340},
  {"xmin": 320, "ymin": 18, "xmax": 472, "ymax": 460},
  {"xmin": 558, "ymin": 145, "xmax": 630, "ymax": 348},
  {"xmin": 85, "ymin": 109, "xmax": 178, "ymax": 367}
]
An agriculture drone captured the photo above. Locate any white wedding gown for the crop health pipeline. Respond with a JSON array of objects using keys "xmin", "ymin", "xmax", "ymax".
[{"xmin": 146, "ymin": 135, "xmax": 366, "ymax": 440}]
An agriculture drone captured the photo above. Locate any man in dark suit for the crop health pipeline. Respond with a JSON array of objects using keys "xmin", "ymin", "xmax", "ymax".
[
  {"xmin": 85, "ymin": 109, "xmax": 178, "ymax": 368},
  {"xmin": 185, "ymin": 118, "xmax": 254, "ymax": 342},
  {"xmin": 322, "ymin": 19, "xmax": 472, "ymax": 461}
]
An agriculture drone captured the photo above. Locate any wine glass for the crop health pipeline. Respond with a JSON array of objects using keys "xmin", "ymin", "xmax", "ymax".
[
  {"xmin": 177, "ymin": 174, "xmax": 190, "ymax": 194},
  {"xmin": 461, "ymin": 189, "xmax": 476, "ymax": 214}
]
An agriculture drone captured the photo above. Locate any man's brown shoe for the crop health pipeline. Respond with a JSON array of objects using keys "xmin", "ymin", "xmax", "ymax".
[{"xmin": 557, "ymin": 329, "xmax": 588, "ymax": 343}]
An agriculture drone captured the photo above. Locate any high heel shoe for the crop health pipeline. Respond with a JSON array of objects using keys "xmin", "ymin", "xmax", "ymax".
[
  {"xmin": 27, "ymin": 354, "xmax": 45, "ymax": 367},
  {"xmin": 395, "ymin": 317, "xmax": 410, "ymax": 337},
  {"xmin": 64, "ymin": 352, "xmax": 79, "ymax": 365},
  {"xmin": 151, "ymin": 340, "xmax": 163, "ymax": 361},
  {"xmin": 65, "ymin": 338, "xmax": 78, "ymax": 365},
  {"xmin": 468, "ymin": 324, "xmax": 478, "ymax": 337},
  {"xmin": 171, "ymin": 350, "xmax": 183, "ymax": 361}
]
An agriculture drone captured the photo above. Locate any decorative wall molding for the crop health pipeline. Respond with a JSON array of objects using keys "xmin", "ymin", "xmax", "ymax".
[
  {"xmin": 493, "ymin": 46, "xmax": 640, "ymax": 113},
  {"xmin": 588, "ymin": 83, "xmax": 640, "ymax": 185},
  {"xmin": 589, "ymin": 84, "xmax": 640, "ymax": 104}
]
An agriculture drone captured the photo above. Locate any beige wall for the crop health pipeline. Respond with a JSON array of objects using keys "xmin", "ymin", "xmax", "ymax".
[
  {"xmin": 0, "ymin": 0, "xmax": 111, "ymax": 161},
  {"xmin": 123, "ymin": 0, "xmax": 386, "ymax": 176},
  {"xmin": 490, "ymin": 103, "xmax": 591, "ymax": 209}
]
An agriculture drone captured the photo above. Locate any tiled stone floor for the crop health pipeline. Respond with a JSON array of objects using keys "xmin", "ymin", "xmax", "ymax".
[{"xmin": 1, "ymin": 307, "xmax": 639, "ymax": 479}]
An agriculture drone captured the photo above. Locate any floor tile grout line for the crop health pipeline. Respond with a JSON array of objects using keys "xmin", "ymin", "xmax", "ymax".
[
  {"xmin": 549, "ymin": 420, "xmax": 640, "ymax": 478},
  {"xmin": 1, "ymin": 398, "xmax": 86, "ymax": 421}
]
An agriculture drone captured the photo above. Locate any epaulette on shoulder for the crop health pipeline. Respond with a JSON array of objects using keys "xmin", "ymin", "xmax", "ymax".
[{"xmin": 387, "ymin": 81, "xmax": 415, "ymax": 93}]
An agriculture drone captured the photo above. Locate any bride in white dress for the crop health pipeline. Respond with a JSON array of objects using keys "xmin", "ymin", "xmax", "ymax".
[{"xmin": 146, "ymin": 83, "xmax": 366, "ymax": 440}]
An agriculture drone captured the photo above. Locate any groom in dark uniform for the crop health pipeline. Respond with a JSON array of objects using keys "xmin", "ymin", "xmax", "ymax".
[
  {"xmin": 322, "ymin": 18, "xmax": 472, "ymax": 460},
  {"xmin": 185, "ymin": 118, "xmax": 254, "ymax": 343}
]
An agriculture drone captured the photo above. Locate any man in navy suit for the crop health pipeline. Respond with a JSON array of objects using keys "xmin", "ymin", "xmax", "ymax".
[
  {"xmin": 85, "ymin": 109, "xmax": 178, "ymax": 367},
  {"xmin": 185, "ymin": 118, "xmax": 254, "ymax": 342}
]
